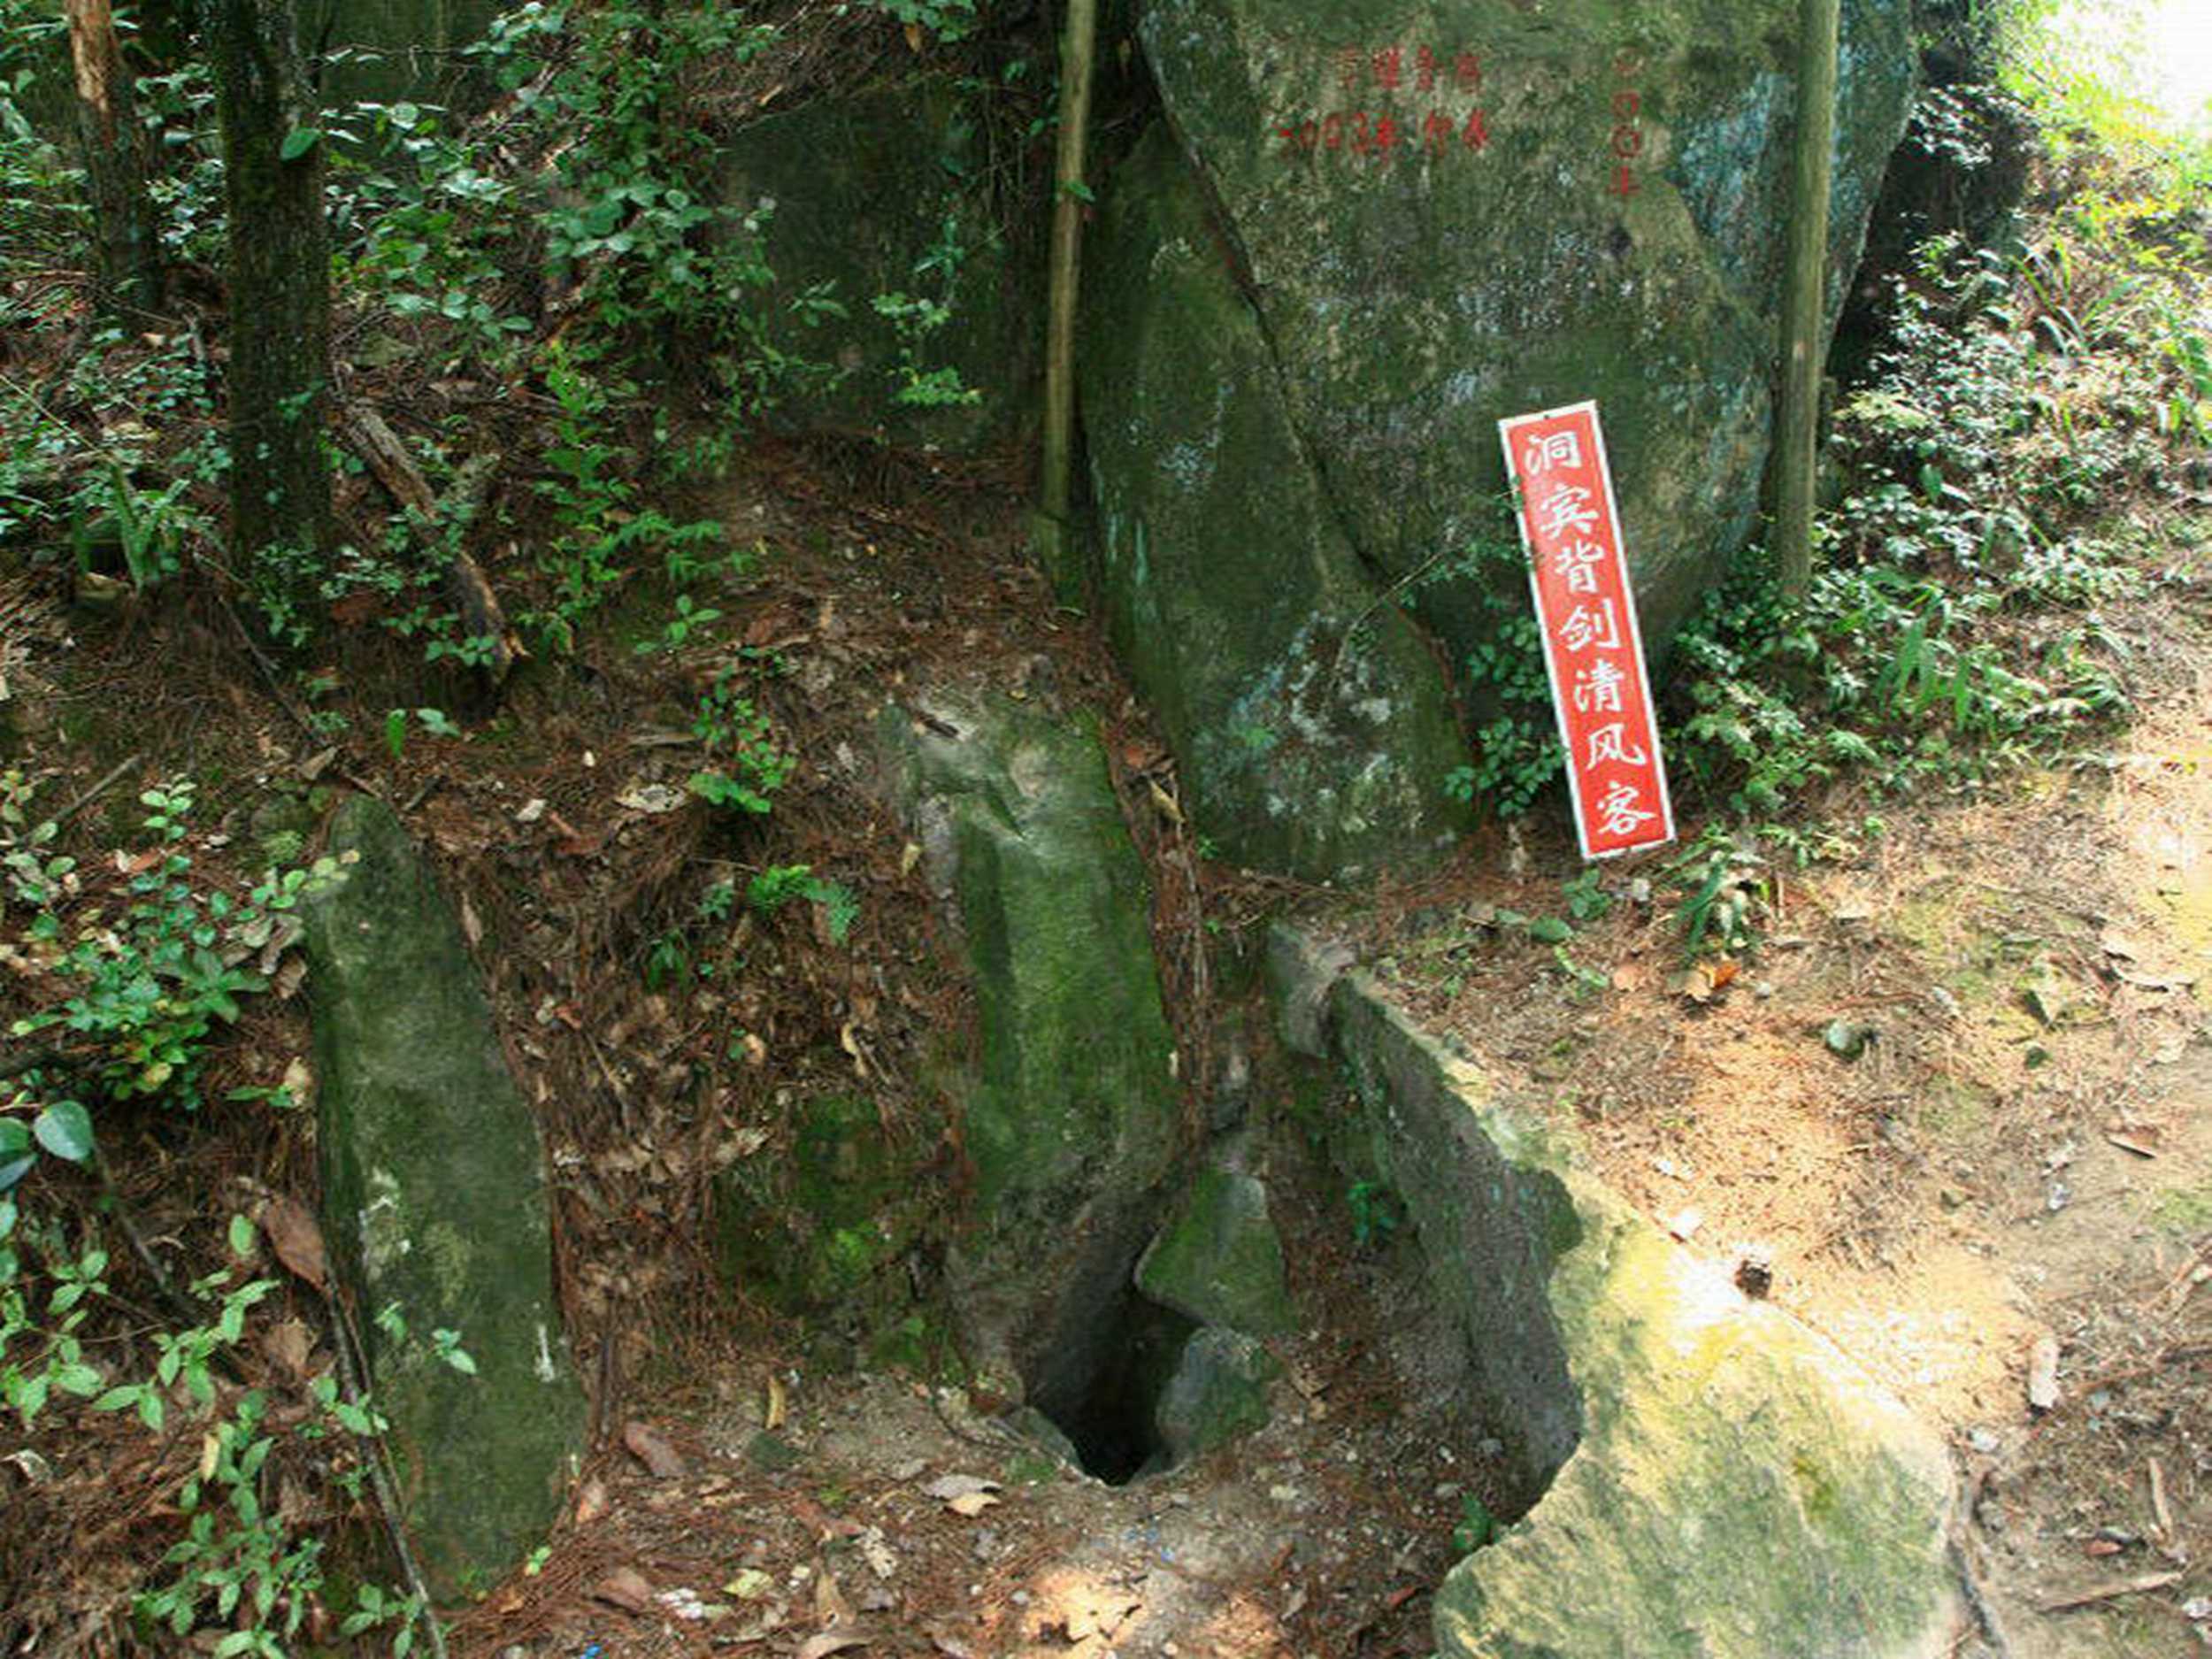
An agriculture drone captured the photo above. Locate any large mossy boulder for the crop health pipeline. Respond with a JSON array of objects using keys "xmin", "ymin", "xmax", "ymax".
[
  {"xmin": 713, "ymin": 86, "xmax": 1041, "ymax": 450},
  {"xmin": 1085, "ymin": 0, "xmax": 1916, "ymax": 878},
  {"xmin": 883, "ymin": 692, "xmax": 1180, "ymax": 1421},
  {"xmin": 304, "ymin": 797, "xmax": 584, "ymax": 1601},
  {"xmin": 1270, "ymin": 927, "xmax": 1959, "ymax": 1657}
]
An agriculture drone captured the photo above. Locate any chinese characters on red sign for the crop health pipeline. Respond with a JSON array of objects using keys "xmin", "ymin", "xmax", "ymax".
[
  {"xmin": 1275, "ymin": 43, "xmax": 1490, "ymax": 163},
  {"xmin": 1498, "ymin": 401, "xmax": 1675, "ymax": 860}
]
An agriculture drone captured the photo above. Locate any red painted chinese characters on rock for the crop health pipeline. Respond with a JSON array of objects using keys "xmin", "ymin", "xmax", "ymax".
[
  {"xmin": 1276, "ymin": 42, "xmax": 1490, "ymax": 162},
  {"xmin": 1609, "ymin": 49, "xmax": 1646, "ymax": 199},
  {"xmin": 1499, "ymin": 401, "xmax": 1675, "ymax": 860}
]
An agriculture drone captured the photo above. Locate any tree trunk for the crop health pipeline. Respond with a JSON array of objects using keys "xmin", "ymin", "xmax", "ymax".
[
  {"xmin": 211, "ymin": 0, "xmax": 333, "ymax": 613},
  {"xmin": 1030, "ymin": 0, "xmax": 1100, "ymax": 604},
  {"xmin": 64, "ymin": 0, "xmax": 163, "ymax": 316},
  {"xmin": 1774, "ymin": 0, "xmax": 1840, "ymax": 603}
]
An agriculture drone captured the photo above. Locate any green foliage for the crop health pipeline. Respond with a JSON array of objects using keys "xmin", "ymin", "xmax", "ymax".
[
  {"xmin": 1452, "ymin": 1492, "xmax": 1499, "ymax": 1553},
  {"xmin": 635, "ymin": 592, "xmax": 723, "ymax": 656},
  {"xmin": 525, "ymin": 341, "xmax": 732, "ymax": 653},
  {"xmin": 1663, "ymin": 218, "xmax": 2195, "ymax": 826},
  {"xmin": 1667, "ymin": 832, "xmax": 1770, "ymax": 961},
  {"xmin": 689, "ymin": 664, "xmax": 795, "ymax": 815},
  {"xmin": 863, "ymin": 0, "xmax": 983, "ymax": 42},
  {"xmin": 643, "ymin": 928, "xmax": 693, "ymax": 991},
  {"xmin": 746, "ymin": 864, "xmax": 860, "ymax": 943},
  {"xmin": 1345, "ymin": 1179, "xmax": 1402, "ymax": 1248},
  {"xmin": 1432, "ymin": 516, "xmax": 1563, "ymax": 818},
  {"xmin": 1561, "ymin": 870, "xmax": 1612, "ymax": 923},
  {"xmin": 382, "ymin": 706, "xmax": 461, "ymax": 761},
  {"xmin": 873, "ymin": 214, "xmax": 985, "ymax": 410},
  {"xmin": 0, "ymin": 1194, "xmax": 440, "ymax": 1653},
  {"xmin": 3, "ymin": 777, "xmax": 343, "ymax": 1186}
]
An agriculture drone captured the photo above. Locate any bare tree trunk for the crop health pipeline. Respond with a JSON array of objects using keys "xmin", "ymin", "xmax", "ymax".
[
  {"xmin": 211, "ymin": 0, "xmax": 333, "ymax": 617},
  {"xmin": 1030, "ymin": 0, "xmax": 1100, "ymax": 604},
  {"xmin": 1774, "ymin": 0, "xmax": 1840, "ymax": 603},
  {"xmin": 64, "ymin": 0, "xmax": 163, "ymax": 316}
]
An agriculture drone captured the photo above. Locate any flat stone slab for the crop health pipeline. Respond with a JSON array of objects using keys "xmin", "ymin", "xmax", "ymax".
[
  {"xmin": 305, "ymin": 796, "xmax": 585, "ymax": 1600},
  {"xmin": 1271, "ymin": 926, "xmax": 1961, "ymax": 1657}
]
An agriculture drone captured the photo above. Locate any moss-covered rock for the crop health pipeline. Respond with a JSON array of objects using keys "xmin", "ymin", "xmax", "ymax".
[
  {"xmin": 1083, "ymin": 1, "xmax": 1915, "ymax": 872},
  {"xmin": 1080, "ymin": 127, "xmax": 1473, "ymax": 882},
  {"xmin": 1136, "ymin": 1163, "xmax": 1296, "ymax": 1338},
  {"xmin": 1270, "ymin": 926, "xmax": 1959, "ymax": 1657},
  {"xmin": 1153, "ymin": 1327, "xmax": 1280, "ymax": 1464},
  {"xmin": 303, "ymin": 797, "xmax": 584, "ymax": 1601},
  {"xmin": 712, "ymin": 86, "xmax": 1040, "ymax": 451},
  {"xmin": 883, "ymin": 691, "xmax": 1180, "ymax": 1421}
]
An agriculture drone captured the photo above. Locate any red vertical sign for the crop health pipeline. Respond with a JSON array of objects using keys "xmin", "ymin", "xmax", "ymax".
[{"xmin": 1498, "ymin": 400, "xmax": 1675, "ymax": 860}]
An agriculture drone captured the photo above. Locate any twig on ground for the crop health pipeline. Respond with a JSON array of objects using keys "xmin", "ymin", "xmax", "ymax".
[
  {"xmin": 51, "ymin": 752, "xmax": 142, "ymax": 827},
  {"xmin": 2033, "ymin": 1569, "xmax": 2182, "ymax": 1613}
]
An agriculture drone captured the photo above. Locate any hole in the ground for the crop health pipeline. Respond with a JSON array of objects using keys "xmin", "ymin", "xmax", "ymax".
[{"xmin": 1029, "ymin": 1290, "xmax": 1195, "ymax": 1486}]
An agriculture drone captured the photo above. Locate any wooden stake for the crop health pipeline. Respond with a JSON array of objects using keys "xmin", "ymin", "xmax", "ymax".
[
  {"xmin": 1032, "ymin": 0, "xmax": 1101, "ymax": 603},
  {"xmin": 1773, "ymin": 0, "xmax": 1839, "ymax": 602}
]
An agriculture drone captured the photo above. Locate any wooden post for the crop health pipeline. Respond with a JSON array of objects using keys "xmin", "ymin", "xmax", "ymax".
[
  {"xmin": 1031, "ymin": 0, "xmax": 1100, "ymax": 604},
  {"xmin": 1774, "ymin": 0, "xmax": 1839, "ymax": 603}
]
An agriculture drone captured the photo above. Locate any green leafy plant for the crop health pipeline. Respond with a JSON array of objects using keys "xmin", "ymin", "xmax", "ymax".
[
  {"xmin": 4, "ymin": 780, "xmax": 346, "ymax": 1184},
  {"xmin": 1346, "ymin": 1179, "xmax": 1402, "ymax": 1248},
  {"xmin": 1427, "ymin": 516, "xmax": 1563, "ymax": 818},
  {"xmin": 643, "ymin": 928, "xmax": 693, "ymax": 991},
  {"xmin": 1668, "ymin": 832, "xmax": 1770, "ymax": 961},
  {"xmin": 1561, "ymin": 870, "xmax": 1612, "ymax": 923},
  {"xmin": 689, "ymin": 665, "xmax": 795, "ymax": 815},
  {"xmin": 383, "ymin": 706, "xmax": 461, "ymax": 761},
  {"xmin": 635, "ymin": 592, "xmax": 723, "ymax": 656},
  {"xmin": 863, "ymin": 0, "xmax": 981, "ymax": 42},
  {"xmin": 746, "ymin": 864, "xmax": 860, "ymax": 943},
  {"xmin": 1452, "ymin": 1493, "xmax": 1498, "ymax": 1552}
]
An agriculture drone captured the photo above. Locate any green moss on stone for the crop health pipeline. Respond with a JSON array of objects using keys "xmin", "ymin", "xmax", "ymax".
[
  {"xmin": 1290, "ymin": 935, "xmax": 1957, "ymax": 1658},
  {"xmin": 886, "ymin": 693, "xmax": 1181, "ymax": 1414},
  {"xmin": 1136, "ymin": 1164, "xmax": 1297, "ymax": 1337},
  {"xmin": 303, "ymin": 796, "xmax": 585, "ymax": 1601}
]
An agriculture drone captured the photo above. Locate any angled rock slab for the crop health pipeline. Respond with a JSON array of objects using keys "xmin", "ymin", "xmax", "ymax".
[
  {"xmin": 1154, "ymin": 1326, "xmax": 1279, "ymax": 1465},
  {"xmin": 1137, "ymin": 1161, "xmax": 1296, "ymax": 1338},
  {"xmin": 883, "ymin": 692, "xmax": 1180, "ymax": 1420},
  {"xmin": 1271, "ymin": 927, "xmax": 1960, "ymax": 1657},
  {"xmin": 304, "ymin": 796, "xmax": 584, "ymax": 1600},
  {"xmin": 1080, "ymin": 126, "xmax": 1472, "ymax": 884}
]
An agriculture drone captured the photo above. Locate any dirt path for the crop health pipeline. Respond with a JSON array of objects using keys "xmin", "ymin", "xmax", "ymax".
[{"xmin": 1359, "ymin": 529, "xmax": 2212, "ymax": 1656}]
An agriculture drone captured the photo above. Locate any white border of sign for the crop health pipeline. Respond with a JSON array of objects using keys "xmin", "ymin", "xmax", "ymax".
[{"xmin": 1497, "ymin": 398, "xmax": 1677, "ymax": 862}]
